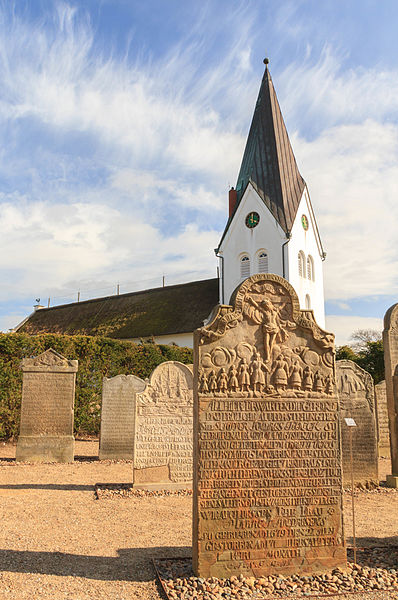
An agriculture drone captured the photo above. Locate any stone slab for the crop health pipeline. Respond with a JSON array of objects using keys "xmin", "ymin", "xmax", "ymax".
[
  {"xmin": 386, "ymin": 475, "xmax": 398, "ymax": 488},
  {"xmin": 193, "ymin": 274, "xmax": 346, "ymax": 578},
  {"xmin": 133, "ymin": 362, "xmax": 193, "ymax": 487},
  {"xmin": 383, "ymin": 304, "xmax": 398, "ymax": 477},
  {"xmin": 16, "ymin": 348, "xmax": 78, "ymax": 463},
  {"xmin": 99, "ymin": 374, "xmax": 146, "ymax": 460},
  {"xmin": 375, "ymin": 380, "xmax": 390, "ymax": 457},
  {"xmin": 16, "ymin": 436, "xmax": 74, "ymax": 463},
  {"xmin": 336, "ymin": 360, "xmax": 378, "ymax": 487}
]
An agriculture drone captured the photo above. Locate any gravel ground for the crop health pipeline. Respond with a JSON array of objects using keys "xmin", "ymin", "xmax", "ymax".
[{"xmin": 0, "ymin": 442, "xmax": 397, "ymax": 600}]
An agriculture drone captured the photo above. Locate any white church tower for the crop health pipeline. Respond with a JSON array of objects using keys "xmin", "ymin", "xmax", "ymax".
[{"xmin": 216, "ymin": 59, "xmax": 326, "ymax": 327}]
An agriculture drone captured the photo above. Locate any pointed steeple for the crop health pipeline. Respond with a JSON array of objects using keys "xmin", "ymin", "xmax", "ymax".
[{"xmin": 235, "ymin": 59, "xmax": 306, "ymax": 233}]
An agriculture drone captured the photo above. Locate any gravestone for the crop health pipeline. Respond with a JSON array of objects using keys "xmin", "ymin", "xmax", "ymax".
[
  {"xmin": 99, "ymin": 374, "xmax": 146, "ymax": 460},
  {"xmin": 193, "ymin": 273, "xmax": 346, "ymax": 578},
  {"xmin": 16, "ymin": 348, "xmax": 78, "ymax": 463},
  {"xmin": 336, "ymin": 360, "xmax": 378, "ymax": 487},
  {"xmin": 383, "ymin": 304, "xmax": 398, "ymax": 487},
  {"xmin": 375, "ymin": 380, "xmax": 390, "ymax": 457},
  {"xmin": 133, "ymin": 361, "xmax": 193, "ymax": 487}
]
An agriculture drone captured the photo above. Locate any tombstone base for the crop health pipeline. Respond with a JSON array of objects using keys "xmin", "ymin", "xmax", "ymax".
[
  {"xmin": 133, "ymin": 481, "xmax": 192, "ymax": 492},
  {"xmin": 386, "ymin": 474, "xmax": 398, "ymax": 488},
  {"xmin": 99, "ymin": 448, "xmax": 133, "ymax": 461},
  {"xmin": 16, "ymin": 435, "xmax": 74, "ymax": 463}
]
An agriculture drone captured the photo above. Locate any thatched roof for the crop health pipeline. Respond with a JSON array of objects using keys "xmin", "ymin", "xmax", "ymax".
[{"xmin": 17, "ymin": 278, "xmax": 219, "ymax": 339}]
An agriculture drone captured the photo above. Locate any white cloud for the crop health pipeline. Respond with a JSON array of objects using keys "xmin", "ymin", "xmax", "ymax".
[
  {"xmin": 325, "ymin": 315, "xmax": 383, "ymax": 347},
  {"xmin": 294, "ymin": 118, "xmax": 398, "ymax": 300}
]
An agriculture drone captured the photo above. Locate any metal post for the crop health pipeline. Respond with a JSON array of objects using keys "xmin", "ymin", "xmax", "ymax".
[
  {"xmin": 162, "ymin": 275, "xmax": 165, "ymax": 287},
  {"xmin": 350, "ymin": 426, "xmax": 357, "ymax": 564},
  {"xmin": 47, "ymin": 298, "xmax": 50, "ymax": 308},
  {"xmin": 117, "ymin": 283, "xmax": 120, "ymax": 295},
  {"xmin": 77, "ymin": 291, "xmax": 80, "ymax": 303}
]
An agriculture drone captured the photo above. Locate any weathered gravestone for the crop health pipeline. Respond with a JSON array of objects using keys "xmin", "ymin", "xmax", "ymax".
[
  {"xmin": 383, "ymin": 304, "xmax": 398, "ymax": 487},
  {"xmin": 99, "ymin": 374, "xmax": 146, "ymax": 460},
  {"xmin": 193, "ymin": 274, "xmax": 346, "ymax": 578},
  {"xmin": 133, "ymin": 361, "xmax": 193, "ymax": 487},
  {"xmin": 336, "ymin": 360, "xmax": 378, "ymax": 487},
  {"xmin": 375, "ymin": 380, "xmax": 390, "ymax": 457},
  {"xmin": 16, "ymin": 348, "xmax": 78, "ymax": 463}
]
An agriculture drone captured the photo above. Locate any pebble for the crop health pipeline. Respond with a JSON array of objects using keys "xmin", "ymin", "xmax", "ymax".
[
  {"xmin": 156, "ymin": 547, "xmax": 398, "ymax": 599},
  {"xmin": 95, "ymin": 483, "xmax": 192, "ymax": 499}
]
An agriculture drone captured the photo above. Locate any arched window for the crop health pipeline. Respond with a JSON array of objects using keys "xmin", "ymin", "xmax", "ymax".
[
  {"xmin": 298, "ymin": 251, "xmax": 306, "ymax": 278},
  {"xmin": 305, "ymin": 294, "xmax": 311, "ymax": 309},
  {"xmin": 307, "ymin": 255, "xmax": 315, "ymax": 281},
  {"xmin": 257, "ymin": 251, "xmax": 268, "ymax": 273},
  {"xmin": 240, "ymin": 255, "xmax": 250, "ymax": 279}
]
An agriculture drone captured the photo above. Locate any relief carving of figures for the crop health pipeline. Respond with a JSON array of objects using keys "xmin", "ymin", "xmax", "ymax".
[
  {"xmin": 217, "ymin": 368, "xmax": 228, "ymax": 394},
  {"xmin": 250, "ymin": 351, "xmax": 268, "ymax": 392},
  {"xmin": 289, "ymin": 360, "xmax": 302, "ymax": 390},
  {"xmin": 238, "ymin": 359, "xmax": 250, "ymax": 393},
  {"xmin": 314, "ymin": 370, "xmax": 324, "ymax": 394},
  {"xmin": 324, "ymin": 373, "xmax": 334, "ymax": 395},
  {"xmin": 228, "ymin": 365, "xmax": 239, "ymax": 392},
  {"xmin": 245, "ymin": 296, "xmax": 295, "ymax": 362},
  {"xmin": 196, "ymin": 275, "xmax": 337, "ymax": 398},
  {"xmin": 272, "ymin": 354, "xmax": 289, "ymax": 392},
  {"xmin": 208, "ymin": 370, "xmax": 217, "ymax": 393},
  {"xmin": 303, "ymin": 366, "xmax": 314, "ymax": 392}
]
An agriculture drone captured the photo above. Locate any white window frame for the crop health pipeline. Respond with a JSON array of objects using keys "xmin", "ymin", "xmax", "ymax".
[
  {"xmin": 257, "ymin": 249, "xmax": 269, "ymax": 274},
  {"xmin": 240, "ymin": 254, "xmax": 250, "ymax": 279},
  {"xmin": 298, "ymin": 251, "xmax": 306, "ymax": 278}
]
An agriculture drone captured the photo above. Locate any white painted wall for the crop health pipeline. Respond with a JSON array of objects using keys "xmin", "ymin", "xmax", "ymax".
[
  {"xmin": 129, "ymin": 332, "xmax": 193, "ymax": 348},
  {"xmin": 218, "ymin": 184, "xmax": 286, "ymax": 304},
  {"xmin": 287, "ymin": 190, "xmax": 325, "ymax": 328},
  {"xmin": 217, "ymin": 183, "xmax": 326, "ymax": 327}
]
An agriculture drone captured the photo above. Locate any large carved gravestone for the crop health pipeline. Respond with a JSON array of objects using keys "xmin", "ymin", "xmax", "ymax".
[
  {"xmin": 133, "ymin": 361, "xmax": 193, "ymax": 487},
  {"xmin": 383, "ymin": 304, "xmax": 398, "ymax": 487},
  {"xmin": 336, "ymin": 360, "xmax": 378, "ymax": 487},
  {"xmin": 375, "ymin": 380, "xmax": 390, "ymax": 457},
  {"xmin": 16, "ymin": 348, "xmax": 78, "ymax": 463},
  {"xmin": 99, "ymin": 374, "xmax": 146, "ymax": 460},
  {"xmin": 193, "ymin": 274, "xmax": 346, "ymax": 578}
]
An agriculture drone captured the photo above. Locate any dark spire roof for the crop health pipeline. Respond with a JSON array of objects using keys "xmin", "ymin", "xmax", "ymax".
[{"xmin": 234, "ymin": 60, "xmax": 306, "ymax": 234}]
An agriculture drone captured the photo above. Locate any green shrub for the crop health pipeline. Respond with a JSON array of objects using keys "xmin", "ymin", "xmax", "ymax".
[{"xmin": 0, "ymin": 333, "xmax": 193, "ymax": 440}]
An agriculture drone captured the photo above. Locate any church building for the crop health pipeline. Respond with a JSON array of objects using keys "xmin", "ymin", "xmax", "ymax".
[{"xmin": 14, "ymin": 60, "xmax": 326, "ymax": 345}]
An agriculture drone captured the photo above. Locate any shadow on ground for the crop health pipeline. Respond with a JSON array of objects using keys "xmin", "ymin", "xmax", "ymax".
[
  {"xmin": 0, "ymin": 546, "xmax": 191, "ymax": 581},
  {"xmin": 0, "ymin": 484, "xmax": 94, "ymax": 491}
]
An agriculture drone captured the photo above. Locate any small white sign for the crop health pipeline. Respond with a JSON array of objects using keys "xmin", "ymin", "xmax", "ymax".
[{"xmin": 344, "ymin": 417, "xmax": 357, "ymax": 427}]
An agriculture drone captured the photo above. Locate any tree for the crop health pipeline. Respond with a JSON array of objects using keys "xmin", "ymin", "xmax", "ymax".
[
  {"xmin": 349, "ymin": 329, "xmax": 382, "ymax": 353},
  {"xmin": 336, "ymin": 326, "xmax": 384, "ymax": 383},
  {"xmin": 356, "ymin": 340, "xmax": 384, "ymax": 384},
  {"xmin": 335, "ymin": 345, "xmax": 359, "ymax": 362}
]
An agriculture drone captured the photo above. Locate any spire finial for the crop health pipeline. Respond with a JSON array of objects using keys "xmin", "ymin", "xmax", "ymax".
[{"xmin": 263, "ymin": 57, "xmax": 269, "ymax": 67}]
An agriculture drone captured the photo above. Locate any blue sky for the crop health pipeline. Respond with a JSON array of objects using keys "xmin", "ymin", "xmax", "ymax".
[{"xmin": 1, "ymin": 0, "xmax": 398, "ymax": 345}]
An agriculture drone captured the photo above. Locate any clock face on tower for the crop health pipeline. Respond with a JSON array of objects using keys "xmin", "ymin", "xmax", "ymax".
[{"xmin": 245, "ymin": 211, "xmax": 260, "ymax": 229}]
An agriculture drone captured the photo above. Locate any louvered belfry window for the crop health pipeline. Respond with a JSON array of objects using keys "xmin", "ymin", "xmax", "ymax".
[
  {"xmin": 240, "ymin": 255, "xmax": 250, "ymax": 278},
  {"xmin": 307, "ymin": 255, "xmax": 315, "ymax": 281},
  {"xmin": 298, "ymin": 251, "xmax": 306, "ymax": 277},
  {"xmin": 258, "ymin": 251, "xmax": 268, "ymax": 273}
]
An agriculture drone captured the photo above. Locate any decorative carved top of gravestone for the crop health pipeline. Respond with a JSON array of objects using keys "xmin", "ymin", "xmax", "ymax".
[
  {"xmin": 133, "ymin": 361, "xmax": 193, "ymax": 486},
  {"xmin": 198, "ymin": 274, "xmax": 335, "ymax": 398},
  {"xmin": 383, "ymin": 304, "xmax": 398, "ymax": 480},
  {"xmin": 22, "ymin": 348, "xmax": 78, "ymax": 372},
  {"xmin": 336, "ymin": 360, "xmax": 378, "ymax": 486},
  {"xmin": 193, "ymin": 274, "xmax": 346, "ymax": 578},
  {"xmin": 99, "ymin": 374, "xmax": 146, "ymax": 460}
]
